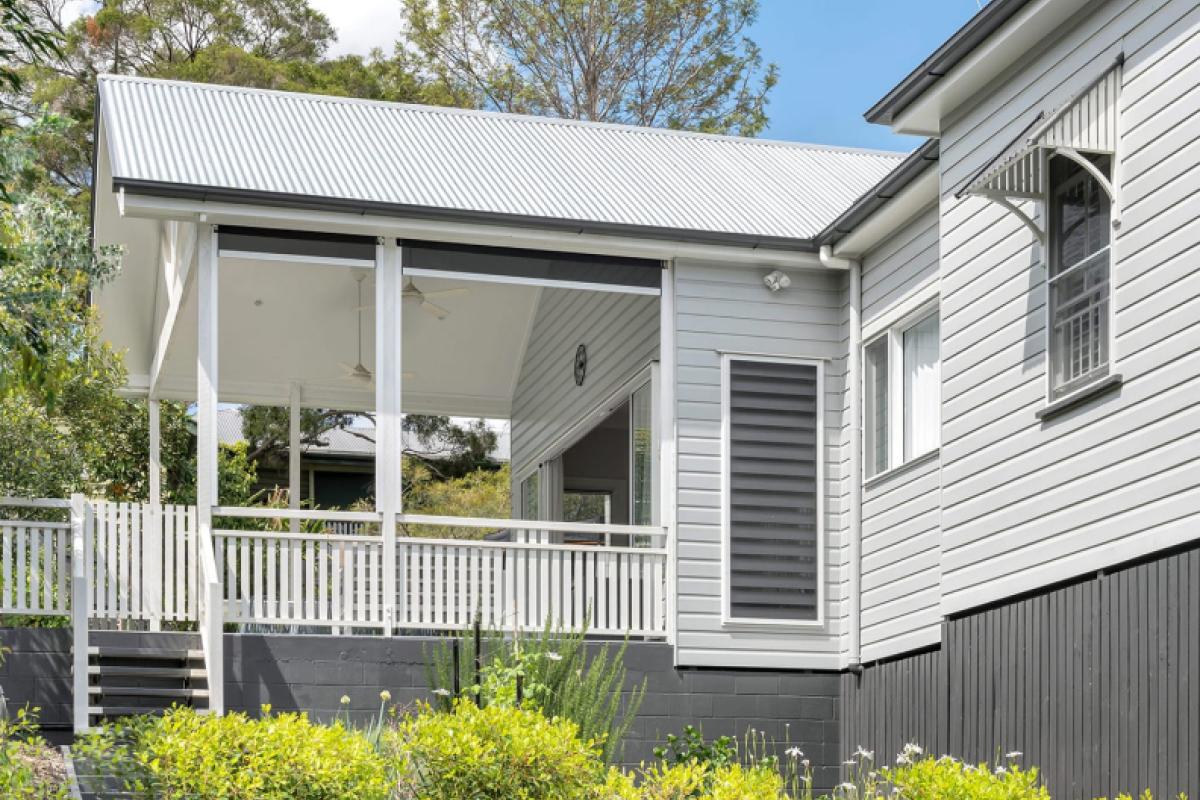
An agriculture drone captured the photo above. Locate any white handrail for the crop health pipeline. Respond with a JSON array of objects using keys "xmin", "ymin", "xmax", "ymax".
[
  {"xmin": 212, "ymin": 507, "xmax": 383, "ymax": 523},
  {"xmin": 396, "ymin": 535, "xmax": 667, "ymax": 554},
  {"xmin": 69, "ymin": 495, "xmax": 88, "ymax": 734},
  {"xmin": 398, "ymin": 513, "xmax": 665, "ymax": 537},
  {"xmin": 0, "ymin": 496, "xmax": 72, "ymax": 509}
]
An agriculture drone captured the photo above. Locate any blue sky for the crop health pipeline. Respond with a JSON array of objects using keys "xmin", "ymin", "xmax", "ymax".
[{"xmin": 750, "ymin": 1, "xmax": 983, "ymax": 153}]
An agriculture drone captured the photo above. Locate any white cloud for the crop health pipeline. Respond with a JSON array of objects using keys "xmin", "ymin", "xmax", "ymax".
[{"xmin": 309, "ymin": 0, "xmax": 405, "ymax": 58}]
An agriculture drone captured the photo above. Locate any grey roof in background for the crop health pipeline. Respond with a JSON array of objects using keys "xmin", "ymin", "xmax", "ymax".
[
  {"xmin": 816, "ymin": 139, "xmax": 940, "ymax": 246},
  {"xmin": 216, "ymin": 408, "xmax": 510, "ymax": 463},
  {"xmin": 98, "ymin": 75, "xmax": 905, "ymax": 245},
  {"xmin": 865, "ymin": 0, "xmax": 1034, "ymax": 125}
]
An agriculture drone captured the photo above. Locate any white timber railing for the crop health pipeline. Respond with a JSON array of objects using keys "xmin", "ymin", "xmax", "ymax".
[
  {"xmin": 196, "ymin": 512, "xmax": 224, "ymax": 715},
  {"xmin": 0, "ymin": 497, "xmax": 72, "ymax": 616},
  {"xmin": 210, "ymin": 507, "xmax": 669, "ymax": 637}
]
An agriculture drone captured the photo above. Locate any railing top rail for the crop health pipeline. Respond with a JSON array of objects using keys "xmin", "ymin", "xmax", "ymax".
[
  {"xmin": 0, "ymin": 496, "xmax": 72, "ymax": 509},
  {"xmin": 396, "ymin": 535, "xmax": 668, "ymax": 556},
  {"xmin": 0, "ymin": 520, "xmax": 70, "ymax": 529},
  {"xmin": 213, "ymin": 529, "xmax": 382, "ymax": 544},
  {"xmin": 212, "ymin": 506, "xmax": 383, "ymax": 523},
  {"xmin": 398, "ymin": 513, "xmax": 666, "ymax": 537}
]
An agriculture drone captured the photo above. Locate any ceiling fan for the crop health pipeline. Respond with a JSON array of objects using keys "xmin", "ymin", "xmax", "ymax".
[
  {"xmin": 339, "ymin": 273, "xmax": 373, "ymax": 385},
  {"xmin": 339, "ymin": 273, "xmax": 416, "ymax": 385},
  {"xmin": 402, "ymin": 278, "xmax": 468, "ymax": 320}
]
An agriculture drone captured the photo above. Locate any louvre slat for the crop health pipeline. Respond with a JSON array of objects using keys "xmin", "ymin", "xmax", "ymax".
[{"xmin": 727, "ymin": 358, "xmax": 820, "ymax": 621}]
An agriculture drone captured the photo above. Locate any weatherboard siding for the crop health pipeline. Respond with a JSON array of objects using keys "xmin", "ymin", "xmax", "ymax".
[
  {"xmin": 937, "ymin": 0, "xmax": 1200, "ymax": 615},
  {"xmin": 510, "ymin": 288, "xmax": 659, "ymax": 487},
  {"xmin": 858, "ymin": 208, "xmax": 943, "ymax": 663},
  {"xmin": 674, "ymin": 258, "xmax": 847, "ymax": 669}
]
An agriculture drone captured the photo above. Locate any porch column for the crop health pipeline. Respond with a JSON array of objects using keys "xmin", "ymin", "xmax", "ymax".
[
  {"xmin": 289, "ymin": 383, "xmax": 302, "ymax": 533},
  {"xmin": 375, "ymin": 239, "xmax": 403, "ymax": 635},
  {"xmin": 147, "ymin": 398, "xmax": 162, "ymax": 631},
  {"xmin": 659, "ymin": 260, "xmax": 678, "ymax": 650},
  {"xmin": 196, "ymin": 225, "xmax": 219, "ymax": 523}
]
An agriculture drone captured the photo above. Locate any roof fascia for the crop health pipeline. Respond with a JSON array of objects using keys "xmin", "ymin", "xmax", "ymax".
[
  {"xmin": 881, "ymin": 0, "xmax": 1094, "ymax": 136},
  {"xmin": 116, "ymin": 188, "xmax": 827, "ymax": 270}
]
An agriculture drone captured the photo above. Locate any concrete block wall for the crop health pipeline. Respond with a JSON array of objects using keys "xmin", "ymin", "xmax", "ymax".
[
  {"xmin": 224, "ymin": 634, "xmax": 841, "ymax": 784},
  {"xmin": 0, "ymin": 628, "xmax": 73, "ymax": 736}
]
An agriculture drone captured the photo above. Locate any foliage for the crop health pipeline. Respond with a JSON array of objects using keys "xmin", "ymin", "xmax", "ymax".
[
  {"xmin": 403, "ymin": 415, "xmax": 501, "ymax": 479},
  {"xmin": 0, "ymin": 0, "xmax": 60, "ymax": 97},
  {"xmin": 402, "ymin": 0, "xmax": 777, "ymax": 136},
  {"xmin": 1093, "ymin": 794, "xmax": 1190, "ymax": 800},
  {"xmin": 402, "ymin": 460, "xmax": 510, "ymax": 538},
  {"xmin": 0, "ymin": 707, "xmax": 68, "ymax": 799},
  {"xmin": 599, "ymin": 760, "xmax": 785, "ymax": 800},
  {"xmin": 75, "ymin": 706, "xmax": 390, "ymax": 800},
  {"xmin": 387, "ymin": 699, "xmax": 604, "ymax": 800},
  {"xmin": 427, "ymin": 620, "xmax": 644, "ymax": 763},
  {"xmin": 653, "ymin": 725, "xmax": 737, "ymax": 772},
  {"xmin": 240, "ymin": 405, "xmax": 358, "ymax": 465},
  {"xmin": 3, "ymin": 1, "xmax": 446, "ymax": 199},
  {"xmin": 830, "ymin": 744, "xmax": 1051, "ymax": 800}
]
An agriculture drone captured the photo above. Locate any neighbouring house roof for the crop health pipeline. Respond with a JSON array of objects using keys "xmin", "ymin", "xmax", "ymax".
[
  {"xmin": 215, "ymin": 408, "xmax": 511, "ymax": 463},
  {"xmin": 96, "ymin": 75, "xmax": 905, "ymax": 247},
  {"xmin": 865, "ymin": 0, "xmax": 1035, "ymax": 126}
]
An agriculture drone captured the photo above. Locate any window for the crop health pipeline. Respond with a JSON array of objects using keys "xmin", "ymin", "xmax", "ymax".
[
  {"xmin": 1048, "ymin": 153, "xmax": 1111, "ymax": 400},
  {"xmin": 520, "ymin": 471, "xmax": 539, "ymax": 520},
  {"xmin": 723, "ymin": 355, "xmax": 822, "ymax": 624},
  {"xmin": 864, "ymin": 308, "xmax": 940, "ymax": 479}
]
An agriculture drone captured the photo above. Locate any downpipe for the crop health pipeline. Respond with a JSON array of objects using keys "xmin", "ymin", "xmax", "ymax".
[{"xmin": 820, "ymin": 245, "xmax": 863, "ymax": 672}]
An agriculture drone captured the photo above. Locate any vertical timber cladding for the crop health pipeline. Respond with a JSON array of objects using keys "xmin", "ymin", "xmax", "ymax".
[{"xmin": 841, "ymin": 544, "xmax": 1200, "ymax": 798}]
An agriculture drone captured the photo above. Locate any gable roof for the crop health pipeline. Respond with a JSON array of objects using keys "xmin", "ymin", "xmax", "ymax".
[{"xmin": 97, "ymin": 75, "xmax": 904, "ymax": 247}]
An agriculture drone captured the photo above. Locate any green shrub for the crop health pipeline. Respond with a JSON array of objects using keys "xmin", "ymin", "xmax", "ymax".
[
  {"xmin": 427, "ymin": 620, "xmax": 645, "ymax": 762},
  {"xmin": 1092, "ymin": 794, "xmax": 1190, "ymax": 800},
  {"xmin": 388, "ymin": 699, "xmax": 605, "ymax": 799},
  {"xmin": 598, "ymin": 761, "xmax": 784, "ymax": 800},
  {"xmin": 0, "ymin": 707, "xmax": 68, "ymax": 799},
  {"xmin": 867, "ymin": 745, "xmax": 1050, "ymax": 800},
  {"xmin": 76, "ymin": 707, "xmax": 390, "ymax": 800}
]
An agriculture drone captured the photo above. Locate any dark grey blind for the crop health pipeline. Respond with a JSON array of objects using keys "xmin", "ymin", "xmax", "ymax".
[{"xmin": 727, "ymin": 358, "xmax": 820, "ymax": 621}]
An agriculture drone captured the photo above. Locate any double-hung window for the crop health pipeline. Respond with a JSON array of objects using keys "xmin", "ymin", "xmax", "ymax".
[
  {"xmin": 1047, "ymin": 153, "xmax": 1112, "ymax": 400},
  {"xmin": 864, "ymin": 307, "xmax": 940, "ymax": 479}
]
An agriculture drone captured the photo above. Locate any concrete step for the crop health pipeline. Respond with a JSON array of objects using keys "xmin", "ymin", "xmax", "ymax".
[{"xmin": 88, "ymin": 685, "xmax": 209, "ymax": 700}]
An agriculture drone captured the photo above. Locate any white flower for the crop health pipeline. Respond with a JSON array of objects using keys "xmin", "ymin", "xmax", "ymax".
[
  {"xmin": 546, "ymin": 652, "xmax": 563, "ymax": 662},
  {"xmin": 854, "ymin": 746, "xmax": 874, "ymax": 761},
  {"xmin": 339, "ymin": 695, "xmax": 351, "ymax": 706},
  {"xmin": 1005, "ymin": 751, "xmax": 1023, "ymax": 759},
  {"xmin": 380, "ymin": 690, "xmax": 392, "ymax": 703},
  {"xmin": 432, "ymin": 688, "xmax": 452, "ymax": 697},
  {"xmin": 786, "ymin": 747, "xmax": 803, "ymax": 759}
]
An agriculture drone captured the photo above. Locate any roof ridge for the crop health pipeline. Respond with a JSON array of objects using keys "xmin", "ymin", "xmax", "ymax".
[{"xmin": 97, "ymin": 73, "xmax": 907, "ymax": 159}]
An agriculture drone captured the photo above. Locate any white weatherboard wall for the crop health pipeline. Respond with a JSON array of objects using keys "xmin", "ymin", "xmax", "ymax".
[
  {"xmin": 859, "ymin": 206, "xmax": 943, "ymax": 663},
  {"xmin": 938, "ymin": 0, "xmax": 1200, "ymax": 615},
  {"xmin": 674, "ymin": 258, "xmax": 846, "ymax": 669},
  {"xmin": 510, "ymin": 288, "xmax": 659, "ymax": 486}
]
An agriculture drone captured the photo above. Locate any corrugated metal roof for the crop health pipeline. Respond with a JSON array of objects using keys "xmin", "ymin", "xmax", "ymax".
[{"xmin": 99, "ymin": 75, "xmax": 905, "ymax": 242}]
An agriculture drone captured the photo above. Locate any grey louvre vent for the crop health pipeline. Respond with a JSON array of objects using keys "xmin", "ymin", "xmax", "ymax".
[{"xmin": 726, "ymin": 358, "xmax": 820, "ymax": 622}]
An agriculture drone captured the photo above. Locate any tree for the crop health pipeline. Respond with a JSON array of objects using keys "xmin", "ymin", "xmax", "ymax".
[
  {"xmin": 401, "ymin": 0, "xmax": 777, "ymax": 135},
  {"xmin": 0, "ymin": 0, "xmax": 60, "ymax": 97},
  {"xmin": 4, "ymin": 1, "xmax": 441, "ymax": 196}
]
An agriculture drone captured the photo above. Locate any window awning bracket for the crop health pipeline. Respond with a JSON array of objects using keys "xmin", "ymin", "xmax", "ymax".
[{"xmin": 979, "ymin": 191, "xmax": 1045, "ymax": 247}]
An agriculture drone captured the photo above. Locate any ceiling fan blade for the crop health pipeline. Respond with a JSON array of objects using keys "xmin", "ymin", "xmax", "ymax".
[
  {"xmin": 421, "ymin": 299, "xmax": 450, "ymax": 319},
  {"xmin": 422, "ymin": 287, "xmax": 469, "ymax": 299}
]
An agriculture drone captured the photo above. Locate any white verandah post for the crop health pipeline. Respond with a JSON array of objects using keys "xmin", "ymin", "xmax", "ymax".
[
  {"xmin": 659, "ymin": 260, "xmax": 678, "ymax": 651},
  {"xmin": 375, "ymin": 239, "xmax": 403, "ymax": 635},
  {"xmin": 147, "ymin": 399, "xmax": 162, "ymax": 630},
  {"xmin": 289, "ymin": 383, "xmax": 302, "ymax": 533},
  {"xmin": 196, "ymin": 224, "xmax": 224, "ymax": 713}
]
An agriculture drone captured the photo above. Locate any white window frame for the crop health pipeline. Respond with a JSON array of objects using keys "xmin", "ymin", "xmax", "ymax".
[
  {"xmin": 1041, "ymin": 148, "xmax": 1116, "ymax": 405},
  {"xmin": 862, "ymin": 295, "xmax": 941, "ymax": 482},
  {"xmin": 719, "ymin": 352, "xmax": 826, "ymax": 630}
]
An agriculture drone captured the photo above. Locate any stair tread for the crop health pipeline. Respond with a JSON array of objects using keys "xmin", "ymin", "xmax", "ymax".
[
  {"xmin": 88, "ymin": 665, "xmax": 206, "ymax": 678},
  {"xmin": 88, "ymin": 646, "xmax": 204, "ymax": 660},
  {"xmin": 88, "ymin": 706, "xmax": 211, "ymax": 716},
  {"xmin": 88, "ymin": 686, "xmax": 209, "ymax": 699}
]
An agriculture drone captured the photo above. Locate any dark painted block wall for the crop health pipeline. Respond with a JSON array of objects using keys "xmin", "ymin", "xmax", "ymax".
[
  {"xmin": 842, "ymin": 543, "xmax": 1200, "ymax": 799},
  {"xmin": 0, "ymin": 628, "xmax": 73, "ymax": 735},
  {"xmin": 225, "ymin": 635, "xmax": 841, "ymax": 784}
]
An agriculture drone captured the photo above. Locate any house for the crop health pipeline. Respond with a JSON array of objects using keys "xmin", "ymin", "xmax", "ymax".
[
  {"xmin": 0, "ymin": 0, "xmax": 1197, "ymax": 791},
  {"xmin": 214, "ymin": 408, "xmax": 511, "ymax": 508}
]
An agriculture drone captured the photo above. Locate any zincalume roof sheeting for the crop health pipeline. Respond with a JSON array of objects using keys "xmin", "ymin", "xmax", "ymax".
[{"xmin": 98, "ymin": 75, "xmax": 904, "ymax": 244}]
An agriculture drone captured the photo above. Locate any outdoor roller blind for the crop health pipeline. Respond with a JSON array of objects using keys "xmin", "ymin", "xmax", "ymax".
[{"xmin": 727, "ymin": 358, "xmax": 820, "ymax": 621}]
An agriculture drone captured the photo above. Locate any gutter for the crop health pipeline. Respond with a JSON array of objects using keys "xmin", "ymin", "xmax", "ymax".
[
  {"xmin": 112, "ymin": 178, "xmax": 821, "ymax": 255},
  {"xmin": 864, "ymin": 0, "xmax": 1035, "ymax": 126}
]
